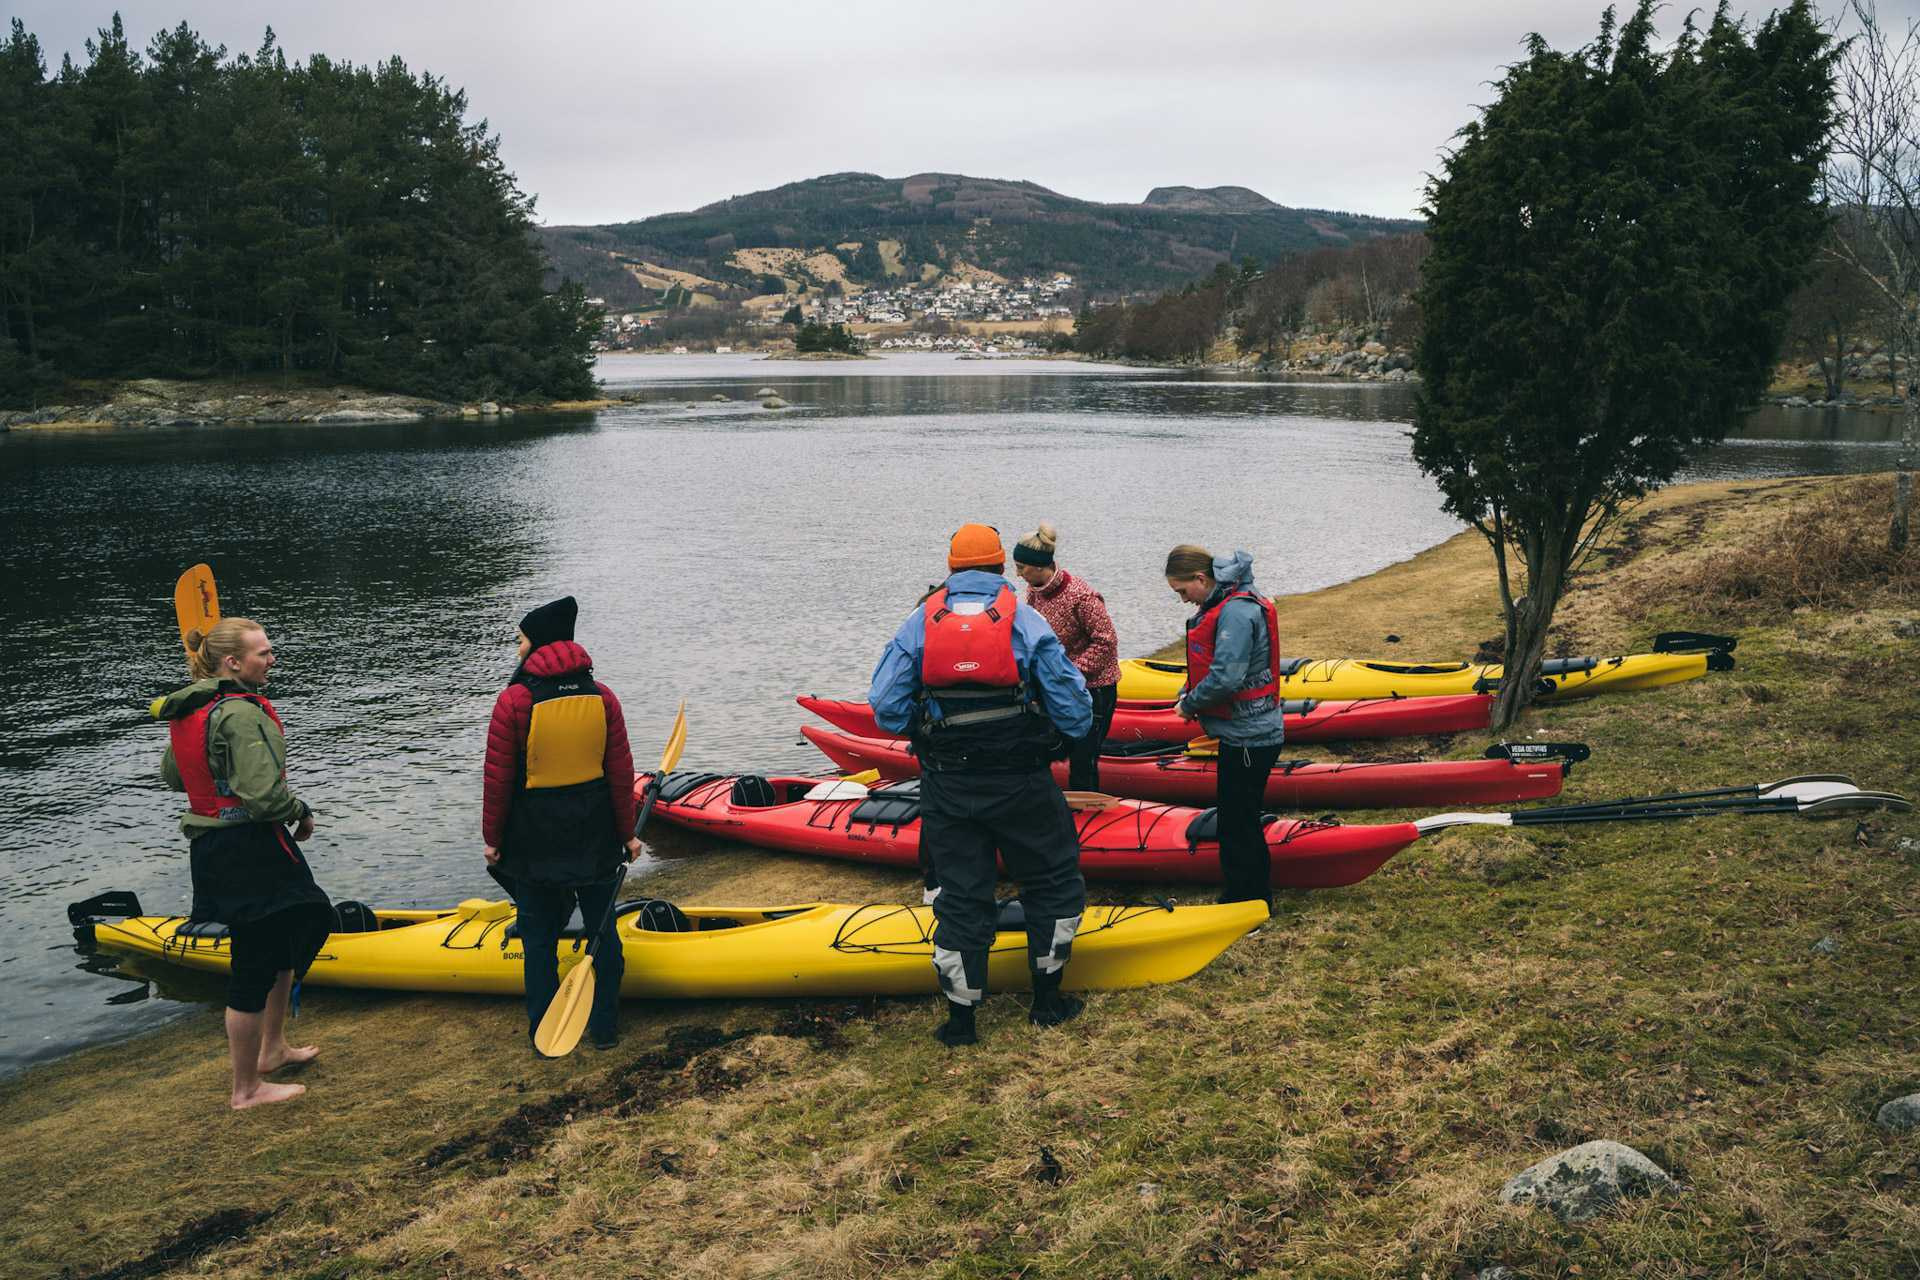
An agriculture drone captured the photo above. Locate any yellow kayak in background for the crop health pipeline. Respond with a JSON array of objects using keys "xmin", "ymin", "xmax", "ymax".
[
  {"xmin": 73, "ymin": 895, "xmax": 1266, "ymax": 998},
  {"xmin": 1118, "ymin": 632, "xmax": 1736, "ymax": 702}
]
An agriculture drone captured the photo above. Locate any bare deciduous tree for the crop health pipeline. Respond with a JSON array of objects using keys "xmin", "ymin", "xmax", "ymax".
[{"xmin": 1827, "ymin": 0, "xmax": 1920, "ymax": 551}]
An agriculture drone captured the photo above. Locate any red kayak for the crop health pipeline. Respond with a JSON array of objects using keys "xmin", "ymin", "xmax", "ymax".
[
  {"xmin": 801, "ymin": 725, "xmax": 1572, "ymax": 809},
  {"xmin": 638, "ymin": 771, "xmax": 1420, "ymax": 889},
  {"xmin": 797, "ymin": 692, "xmax": 1495, "ymax": 745}
]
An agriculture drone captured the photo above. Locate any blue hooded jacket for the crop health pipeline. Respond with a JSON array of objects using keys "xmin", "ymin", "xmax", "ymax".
[
  {"xmin": 1176, "ymin": 550, "xmax": 1287, "ymax": 748},
  {"xmin": 869, "ymin": 569, "xmax": 1093, "ymax": 741}
]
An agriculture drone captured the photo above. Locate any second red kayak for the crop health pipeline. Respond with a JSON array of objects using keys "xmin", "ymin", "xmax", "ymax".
[
  {"xmin": 640, "ymin": 771, "xmax": 1421, "ymax": 889},
  {"xmin": 797, "ymin": 692, "xmax": 1495, "ymax": 745},
  {"xmin": 801, "ymin": 725, "xmax": 1572, "ymax": 809}
]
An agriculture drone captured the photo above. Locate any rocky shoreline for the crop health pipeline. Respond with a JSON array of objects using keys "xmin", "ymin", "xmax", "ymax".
[{"xmin": 0, "ymin": 378, "xmax": 641, "ymax": 432}]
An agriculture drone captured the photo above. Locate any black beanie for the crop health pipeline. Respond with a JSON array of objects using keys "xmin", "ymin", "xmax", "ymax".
[
  {"xmin": 518, "ymin": 596, "xmax": 578, "ymax": 651},
  {"xmin": 1012, "ymin": 542, "xmax": 1054, "ymax": 568}
]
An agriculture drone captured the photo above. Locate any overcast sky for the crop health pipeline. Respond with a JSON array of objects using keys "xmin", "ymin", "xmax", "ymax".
[{"xmin": 9, "ymin": 1, "xmax": 1915, "ymax": 225}]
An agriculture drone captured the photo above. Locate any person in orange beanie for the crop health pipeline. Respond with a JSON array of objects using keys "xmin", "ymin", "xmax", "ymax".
[{"xmin": 868, "ymin": 524, "xmax": 1093, "ymax": 1045}]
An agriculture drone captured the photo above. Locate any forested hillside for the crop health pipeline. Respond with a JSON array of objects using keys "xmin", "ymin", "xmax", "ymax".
[
  {"xmin": 0, "ymin": 16, "xmax": 599, "ymax": 407},
  {"xmin": 1073, "ymin": 233, "xmax": 1430, "ymax": 365},
  {"xmin": 537, "ymin": 171, "xmax": 1421, "ymax": 305}
]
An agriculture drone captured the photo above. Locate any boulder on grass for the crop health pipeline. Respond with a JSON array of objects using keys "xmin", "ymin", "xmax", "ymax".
[{"xmin": 1499, "ymin": 1140, "xmax": 1680, "ymax": 1223}]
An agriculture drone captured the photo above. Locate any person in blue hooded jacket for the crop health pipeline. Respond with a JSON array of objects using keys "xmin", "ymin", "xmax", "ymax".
[
  {"xmin": 870, "ymin": 523, "xmax": 1093, "ymax": 1046},
  {"xmin": 1166, "ymin": 544, "xmax": 1287, "ymax": 908}
]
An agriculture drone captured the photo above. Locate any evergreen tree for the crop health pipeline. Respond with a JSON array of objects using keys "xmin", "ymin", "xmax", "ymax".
[
  {"xmin": 1412, "ymin": 1, "xmax": 1835, "ymax": 728},
  {"xmin": 0, "ymin": 15, "xmax": 599, "ymax": 406}
]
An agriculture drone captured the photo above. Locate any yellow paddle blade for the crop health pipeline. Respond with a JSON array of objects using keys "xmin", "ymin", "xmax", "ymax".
[
  {"xmin": 173, "ymin": 564, "xmax": 219, "ymax": 659},
  {"xmin": 1185, "ymin": 736, "xmax": 1220, "ymax": 759},
  {"xmin": 841, "ymin": 768, "xmax": 882, "ymax": 785},
  {"xmin": 1062, "ymin": 791, "xmax": 1120, "ymax": 811},
  {"xmin": 532, "ymin": 953, "xmax": 596, "ymax": 1058},
  {"xmin": 660, "ymin": 700, "xmax": 687, "ymax": 773}
]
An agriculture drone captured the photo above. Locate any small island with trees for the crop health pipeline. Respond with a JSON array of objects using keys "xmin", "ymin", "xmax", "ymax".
[{"xmin": 0, "ymin": 17, "xmax": 600, "ymax": 416}]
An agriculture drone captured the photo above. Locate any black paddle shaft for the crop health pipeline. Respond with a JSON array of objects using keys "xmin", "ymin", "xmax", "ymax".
[
  {"xmin": 582, "ymin": 776, "xmax": 668, "ymax": 961},
  {"xmin": 1509, "ymin": 796, "xmax": 1801, "ymax": 825}
]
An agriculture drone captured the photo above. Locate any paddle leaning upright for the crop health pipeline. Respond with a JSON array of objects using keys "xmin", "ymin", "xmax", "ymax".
[
  {"xmin": 869, "ymin": 523, "xmax": 1094, "ymax": 1046},
  {"xmin": 482, "ymin": 596, "xmax": 642, "ymax": 1054},
  {"xmin": 154, "ymin": 565, "xmax": 334, "ymax": 1110}
]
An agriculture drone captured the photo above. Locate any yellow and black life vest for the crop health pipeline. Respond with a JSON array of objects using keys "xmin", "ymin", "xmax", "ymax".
[{"xmin": 499, "ymin": 671, "xmax": 619, "ymax": 883}]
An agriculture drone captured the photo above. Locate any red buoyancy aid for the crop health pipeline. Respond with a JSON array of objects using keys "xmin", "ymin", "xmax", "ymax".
[
  {"xmin": 169, "ymin": 692, "xmax": 286, "ymax": 821},
  {"xmin": 1186, "ymin": 589, "xmax": 1281, "ymax": 713},
  {"xmin": 921, "ymin": 585, "xmax": 1022, "ymax": 688}
]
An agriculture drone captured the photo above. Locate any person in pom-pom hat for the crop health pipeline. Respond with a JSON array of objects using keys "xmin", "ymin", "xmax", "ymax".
[
  {"xmin": 481, "ymin": 596, "xmax": 641, "ymax": 1053},
  {"xmin": 1013, "ymin": 521, "xmax": 1120, "ymax": 790},
  {"xmin": 867, "ymin": 524, "xmax": 1093, "ymax": 1048}
]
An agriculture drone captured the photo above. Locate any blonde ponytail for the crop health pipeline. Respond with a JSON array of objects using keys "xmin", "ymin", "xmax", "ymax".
[{"xmin": 187, "ymin": 616, "xmax": 264, "ymax": 681}]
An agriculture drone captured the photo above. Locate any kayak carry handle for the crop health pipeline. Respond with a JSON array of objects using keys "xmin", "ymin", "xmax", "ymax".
[
  {"xmin": 68, "ymin": 890, "xmax": 144, "ymax": 928},
  {"xmin": 1654, "ymin": 631, "xmax": 1737, "ymax": 654},
  {"xmin": 1485, "ymin": 742, "xmax": 1592, "ymax": 766}
]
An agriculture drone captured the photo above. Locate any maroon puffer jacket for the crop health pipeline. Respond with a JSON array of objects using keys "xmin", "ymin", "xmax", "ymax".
[{"xmin": 482, "ymin": 640, "xmax": 638, "ymax": 848}]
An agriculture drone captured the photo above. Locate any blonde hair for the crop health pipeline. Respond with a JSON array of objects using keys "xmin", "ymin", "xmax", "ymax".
[
  {"xmin": 1016, "ymin": 521, "xmax": 1059, "ymax": 557},
  {"xmin": 1164, "ymin": 544, "xmax": 1214, "ymax": 579},
  {"xmin": 186, "ymin": 616, "xmax": 265, "ymax": 682}
]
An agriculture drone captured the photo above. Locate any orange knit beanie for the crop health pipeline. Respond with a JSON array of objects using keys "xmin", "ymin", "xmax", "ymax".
[{"xmin": 947, "ymin": 523, "xmax": 1004, "ymax": 571}]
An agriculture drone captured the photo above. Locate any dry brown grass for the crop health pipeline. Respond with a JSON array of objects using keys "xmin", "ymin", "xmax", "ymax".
[{"xmin": 1640, "ymin": 476, "xmax": 1919, "ymax": 616}]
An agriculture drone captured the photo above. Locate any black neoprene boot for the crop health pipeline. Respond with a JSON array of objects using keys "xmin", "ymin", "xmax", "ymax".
[
  {"xmin": 1028, "ymin": 969, "xmax": 1083, "ymax": 1028},
  {"xmin": 934, "ymin": 999, "xmax": 978, "ymax": 1047}
]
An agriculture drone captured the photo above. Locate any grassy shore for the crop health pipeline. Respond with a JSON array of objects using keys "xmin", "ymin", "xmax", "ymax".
[{"xmin": 4, "ymin": 476, "xmax": 1916, "ymax": 1280}]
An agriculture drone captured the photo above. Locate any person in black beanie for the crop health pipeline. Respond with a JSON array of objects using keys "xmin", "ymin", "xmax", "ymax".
[{"xmin": 481, "ymin": 596, "xmax": 641, "ymax": 1052}]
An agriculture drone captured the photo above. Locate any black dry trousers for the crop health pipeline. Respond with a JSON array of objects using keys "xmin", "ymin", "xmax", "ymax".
[
  {"xmin": 1066, "ymin": 682, "xmax": 1119, "ymax": 792},
  {"xmin": 922, "ymin": 767, "xmax": 1086, "ymax": 1006},
  {"xmin": 1215, "ymin": 741, "xmax": 1282, "ymax": 907}
]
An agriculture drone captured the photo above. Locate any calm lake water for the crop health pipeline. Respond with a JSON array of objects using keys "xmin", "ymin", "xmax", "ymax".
[{"xmin": 0, "ymin": 353, "xmax": 1903, "ymax": 1075}]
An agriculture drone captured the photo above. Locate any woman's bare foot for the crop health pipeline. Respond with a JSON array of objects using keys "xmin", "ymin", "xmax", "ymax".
[
  {"xmin": 230, "ymin": 1080, "xmax": 306, "ymax": 1110},
  {"xmin": 257, "ymin": 1044, "xmax": 319, "ymax": 1073}
]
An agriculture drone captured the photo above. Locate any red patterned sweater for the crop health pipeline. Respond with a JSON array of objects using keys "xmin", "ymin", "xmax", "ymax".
[
  {"xmin": 481, "ymin": 640, "xmax": 638, "ymax": 847},
  {"xmin": 1026, "ymin": 570, "xmax": 1120, "ymax": 689}
]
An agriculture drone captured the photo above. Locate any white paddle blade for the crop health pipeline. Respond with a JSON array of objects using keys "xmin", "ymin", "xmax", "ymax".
[
  {"xmin": 804, "ymin": 779, "xmax": 871, "ymax": 802},
  {"xmin": 1413, "ymin": 812, "xmax": 1516, "ymax": 834},
  {"xmin": 1790, "ymin": 786, "xmax": 1914, "ymax": 815},
  {"xmin": 1756, "ymin": 774, "xmax": 1857, "ymax": 794}
]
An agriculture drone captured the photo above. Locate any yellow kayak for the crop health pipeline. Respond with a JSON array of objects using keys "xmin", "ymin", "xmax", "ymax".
[
  {"xmin": 1118, "ymin": 632, "xmax": 1735, "ymax": 702},
  {"xmin": 73, "ymin": 894, "xmax": 1266, "ymax": 998}
]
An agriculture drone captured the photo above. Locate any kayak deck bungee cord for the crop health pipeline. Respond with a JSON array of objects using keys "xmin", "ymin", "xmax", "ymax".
[
  {"xmin": 798, "ymin": 692, "xmax": 1497, "ymax": 745},
  {"xmin": 68, "ymin": 892, "xmax": 1268, "ymax": 998},
  {"xmin": 1114, "ymin": 631, "xmax": 1738, "ymax": 702},
  {"xmin": 800, "ymin": 724, "xmax": 1581, "ymax": 808}
]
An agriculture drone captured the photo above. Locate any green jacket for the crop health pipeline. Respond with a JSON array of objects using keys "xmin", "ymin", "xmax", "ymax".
[{"xmin": 157, "ymin": 678, "xmax": 308, "ymax": 837}]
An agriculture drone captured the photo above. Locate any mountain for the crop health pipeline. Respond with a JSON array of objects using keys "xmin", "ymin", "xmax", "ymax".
[
  {"xmin": 1141, "ymin": 185, "xmax": 1283, "ymax": 213},
  {"xmin": 536, "ymin": 171, "xmax": 1421, "ymax": 306}
]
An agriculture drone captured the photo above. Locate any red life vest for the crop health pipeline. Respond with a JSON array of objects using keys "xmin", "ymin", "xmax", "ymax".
[
  {"xmin": 1185, "ymin": 589, "xmax": 1281, "ymax": 714},
  {"xmin": 169, "ymin": 691, "xmax": 286, "ymax": 821},
  {"xmin": 921, "ymin": 585, "xmax": 1021, "ymax": 688}
]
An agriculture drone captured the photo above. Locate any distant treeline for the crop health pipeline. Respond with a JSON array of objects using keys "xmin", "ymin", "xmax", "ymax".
[
  {"xmin": 1072, "ymin": 234, "xmax": 1430, "ymax": 363},
  {"xmin": 0, "ymin": 17, "xmax": 599, "ymax": 407}
]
